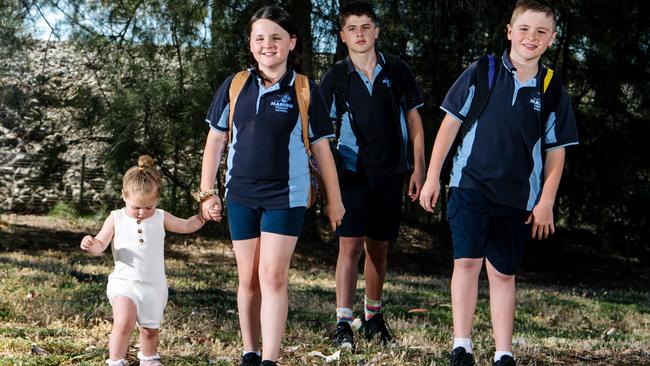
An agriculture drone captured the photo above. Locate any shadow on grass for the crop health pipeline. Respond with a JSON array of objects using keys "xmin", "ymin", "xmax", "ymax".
[{"xmin": 1, "ymin": 217, "xmax": 648, "ymax": 311}]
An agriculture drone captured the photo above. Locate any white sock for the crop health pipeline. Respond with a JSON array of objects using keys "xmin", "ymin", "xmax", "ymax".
[
  {"xmin": 105, "ymin": 359, "xmax": 127, "ymax": 366},
  {"xmin": 495, "ymin": 351, "xmax": 513, "ymax": 362},
  {"xmin": 453, "ymin": 337, "xmax": 472, "ymax": 353},
  {"xmin": 243, "ymin": 350, "xmax": 261, "ymax": 356},
  {"xmin": 137, "ymin": 351, "xmax": 160, "ymax": 361}
]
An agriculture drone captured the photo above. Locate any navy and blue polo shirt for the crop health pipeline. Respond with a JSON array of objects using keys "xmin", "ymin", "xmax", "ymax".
[
  {"xmin": 441, "ymin": 50, "xmax": 579, "ymax": 211},
  {"xmin": 205, "ymin": 68, "xmax": 334, "ymax": 209},
  {"xmin": 320, "ymin": 52, "xmax": 424, "ymax": 176}
]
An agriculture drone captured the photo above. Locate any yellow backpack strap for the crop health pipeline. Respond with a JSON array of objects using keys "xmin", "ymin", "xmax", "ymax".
[
  {"xmin": 294, "ymin": 73, "xmax": 311, "ymax": 154},
  {"xmin": 228, "ymin": 71, "xmax": 250, "ymax": 142},
  {"xmin": 543, "ymin": 67, "xmax": 554, "ymax": 93}
]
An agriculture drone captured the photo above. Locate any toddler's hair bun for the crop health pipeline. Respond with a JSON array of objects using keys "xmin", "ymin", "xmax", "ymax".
[{"xmin": 138, "ymin": 155, "xmax": 155, "ymax": 169}]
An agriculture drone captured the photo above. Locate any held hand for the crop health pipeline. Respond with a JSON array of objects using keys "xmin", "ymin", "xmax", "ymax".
[
  {"xmin": 80, "ymin": 235, "xmax": 101, "ymax": 251},
  {"xmin": 325, "ymin": 200, "xmax": 345, "ymax": 232},
  {"xmin": 201, "ymin": 196, "xmax": 223, "ymax": 222},
  {"xmin": 526, "ymin": 201, "xmax": 555, "ymax": 239},
  {"xmin": 419, "ymin": 178, "xmax": 441, "ymax": 213},
  {"xmin": 408, "ymin": 169, "xmax": 425, "ymax": 202}
]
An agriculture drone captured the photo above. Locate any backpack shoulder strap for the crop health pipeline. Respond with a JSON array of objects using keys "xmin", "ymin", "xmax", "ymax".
[
  {"xmin": 461, "ymin": 54, "xmax": 500, "ymax": 139},
  {"xmin": 540, "ymin": 66, "xmax": 562, "ymax": 132},
  {"xmin": 228, "ymin": 70, "xmax": 250, "ymax": 142},
  {"xmin": 332, "ymin": 60, "xmax": 349, "ymax": 139},
  {"xmin": 295, "ymin": 73, "xmax": 311, "ymax": 154},
  {"xmin": 381, "ymin": 53, "xmax": 404, "ymax": 114}
]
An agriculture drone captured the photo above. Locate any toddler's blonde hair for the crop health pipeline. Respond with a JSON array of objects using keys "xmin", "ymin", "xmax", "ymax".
[{"xmin": 122, "ymin": 155, "xmax": 162, "ymax": 199}]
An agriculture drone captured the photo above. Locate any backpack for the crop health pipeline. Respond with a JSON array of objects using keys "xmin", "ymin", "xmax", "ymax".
[
  {"xmin": 225, "ymin": 70, "xmax": 323, "ymax": 208},
  {"xmin": 439, "ymin": 54, "xmax": 562, "ymax": 185},
  {"xmin": 331, "ymin": 53, "xmax": 405, "ymax": 150}
]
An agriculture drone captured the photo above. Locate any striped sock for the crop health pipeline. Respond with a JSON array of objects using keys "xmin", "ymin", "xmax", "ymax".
[
  {"xmin": 364, "ymin": 296, "xmax": 382, "ymax": 320},
  {"xmin": 336, "ymin": 307, "xmax": 354, "ymax": 325}
]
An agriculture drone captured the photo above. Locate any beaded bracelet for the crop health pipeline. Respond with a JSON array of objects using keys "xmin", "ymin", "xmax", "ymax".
[{"xmin": 193, "ymin": 188, "xmax": 219, "ymax": 202}]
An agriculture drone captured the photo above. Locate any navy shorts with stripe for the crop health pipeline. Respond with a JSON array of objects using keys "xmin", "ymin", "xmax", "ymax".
[
  {"xmin": 227, "ymin": 202, "xmax": 306, "ymax": 241},
  {"xmin": 337, "ymin": 170, "xmax": 404, "ymax": 242},
  {"xmin": 447, "ymin": 187, "xmax": 531, "ymax": 275}
]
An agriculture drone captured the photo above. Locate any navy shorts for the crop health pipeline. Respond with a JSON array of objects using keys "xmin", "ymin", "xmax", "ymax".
[
  {"xmin": 447, "ymin": 187, "xmax": 531, "ymax": 275},
  {"xmin": 337, "ymin": 170, "xmax": 404, "ymax": 242},
  {"xmin": 227, "ymin": 202, "xmax": 306, "ymax": 241}
]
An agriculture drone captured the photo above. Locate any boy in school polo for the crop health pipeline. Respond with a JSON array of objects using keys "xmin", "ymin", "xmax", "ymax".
[
  {"xmin": 419, "ymin": 1, "xmax": 578, "ymax": 365},
  {"xmin": 205, "ymin": 67, "xmax": 334, "ymax": 218},
  {"xmin": 320, "ymin": 1, "xmax": 425, "ymax": 347}
]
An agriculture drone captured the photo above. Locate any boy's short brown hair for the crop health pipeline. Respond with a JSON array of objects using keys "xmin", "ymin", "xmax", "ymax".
[
  {"xmin": 339, "ymin": 1, "xmax": 378, "ymax": 29},
  {"xmin": 511, "ymin": 0, "xmax": 556, "ymax": 27}
]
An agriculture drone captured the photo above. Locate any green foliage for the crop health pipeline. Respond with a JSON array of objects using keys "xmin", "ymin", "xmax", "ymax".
[
  {"xmin": 19, "ymin": 0, "xmax": 648, "ymax": 259},
  {"xmin": 48, "ymin": 202, "xmax": 79, "ymax": 220}
]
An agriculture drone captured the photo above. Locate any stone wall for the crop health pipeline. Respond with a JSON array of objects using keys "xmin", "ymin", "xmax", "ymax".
[{"xmin": 0, "ymin": 41, "xmax": 117, "ymax": 213}]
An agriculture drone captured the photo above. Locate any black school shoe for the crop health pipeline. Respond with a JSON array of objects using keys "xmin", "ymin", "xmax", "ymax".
[
  {"xmin": 449, "ymin": 347, "xmax": 475, "ymax": 366},
  {"xmin": 240, "ymin": 352, "xmax": 261, "ymax": 366},
  {"xmin": 331, "ymin": 321, "xmax": 354, "ymax": 348},
  {"xmin": 493, "ymin": 355, "xmax": 516, "ymax": 366},
  {"xmin": 361, "ymin": 313, "xmax": 394, "ymax": 345},
  {"xmin": 260, "ymin": 361, "xmax": 277, "ymax": 366}
]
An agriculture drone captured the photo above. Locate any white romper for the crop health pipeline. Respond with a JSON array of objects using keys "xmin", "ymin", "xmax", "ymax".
[{"xmin": 106, "ymin": 208, "xmax": 168, "ymax": 328}]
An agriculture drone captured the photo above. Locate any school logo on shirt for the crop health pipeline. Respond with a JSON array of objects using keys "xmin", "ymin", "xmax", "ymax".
[
  {"xmin": 382, "ymin": 77, "xmax": 392, "ymax": 87},
  {"xmin": 271, "ymin": 93, "xmax": 294, "ymax": 113},
  {"xmin": 529, "ymin": 96, "xmax": 542, "ymax": 112}
]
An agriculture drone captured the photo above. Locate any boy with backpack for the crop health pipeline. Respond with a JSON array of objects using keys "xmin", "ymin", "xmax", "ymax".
[
  {"xmin": 320, "ymin": 1, "xmax": 425, "ymax": 347},
  {"xmin": 419, "ymin": 1, "xmax": 578, "ymax": 365}
]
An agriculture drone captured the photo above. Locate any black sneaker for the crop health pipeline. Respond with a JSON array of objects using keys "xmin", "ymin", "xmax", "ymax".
[
  {"xmin": 493, "ymin": 355, "xmax": 516, "ymax": 366},
  {"xmin": 331, "ymin": 321, "xmax": 354, "ymax": 348},
  {"xmin": 240, "ymin": 352, "xmax": 261, "ymax": 366},
  {"xmin": 449, "ymin": 347, "xmax": 475, "ymax": 366},
  {"xmin": 361, "ymin": 313, "xmax": 393, "ymax": 345},
  {"xmin": 260, "ymin": 361, "xmax": 277, "ymax": 366}
]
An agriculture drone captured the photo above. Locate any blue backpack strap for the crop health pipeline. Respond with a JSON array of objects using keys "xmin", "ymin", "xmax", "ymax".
[{"xmin": 487, "ymin": 53, "xmax": 496, "ymax": 86}]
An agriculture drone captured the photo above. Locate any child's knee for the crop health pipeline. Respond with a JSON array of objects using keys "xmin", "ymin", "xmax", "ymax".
[
  {"xmin": 487, "ymin": 266, "xmax": 515, "ymax": 283},
  {"xmin": 259, "ymin": 267, "xmax": 288, "ymax": 291},
  {"xmin": 112, "ymin": 321, "xmax": 134, "ymax": 337},
  {"xmin": 339, "ymin": 238, "xmax": 364, "ymax": 257},
  {"xmin": 238, "ymin": 275, "xmax": 261, "ymax": 292},
  {"xmin": 454, "ymin": 257, "xmax": 483, "ymax": 271},
  {"xmin": 140, "ymin": 327, "xmax": 159, "ymax": 340}
]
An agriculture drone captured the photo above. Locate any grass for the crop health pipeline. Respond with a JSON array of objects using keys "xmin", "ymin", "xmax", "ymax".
[{"xmin": 0, "ymin": 214, "xmax": 649, "ymax": 365}]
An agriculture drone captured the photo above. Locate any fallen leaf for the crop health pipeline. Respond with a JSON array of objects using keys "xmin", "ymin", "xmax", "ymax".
[
  {"xmin": 351, "ymin": 317, "xmax": 362, "ymax": 331},
  {"xmin": 408, "ymin": 308, "xmax": 428, "ymax": 313},
  {"xmin": 308, "ymin": 350, "xmax": 341, "ymax": 363}
]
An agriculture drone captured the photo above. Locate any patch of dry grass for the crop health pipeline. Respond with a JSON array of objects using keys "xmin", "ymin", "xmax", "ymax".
[{"xmin": 0, "ymin": 214, "xmax": 648, "ymax": 365}]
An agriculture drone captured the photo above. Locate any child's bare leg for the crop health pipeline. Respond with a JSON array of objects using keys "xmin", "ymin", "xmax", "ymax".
[
  {"xmin": 335, "ymin": 237, "xmax": 364, "ymax": 310},
  {"xmin": 363, "ymin": 238, "xmax": 388, "ymax": 301},
  {"xmin": 233, "ymin": 238, "xmax": 262, "ymax": 352},
  {"xmin": 109, "ymin": 296, "xmax": 137, "ymax": 360},
  {"xmin": 486, "ymin": 259, "xmax": 515, "ymax": 352},
  {"xmin": 451, "ymin": 258, "xmax": 483, "ymax": 338},
  {"xmin": 139, "ymin": 327, "xmax": 160, "ymax": 357},
  {"xmin": 258, "ymin": 232, "xmax": 298, "ymax": 362}
]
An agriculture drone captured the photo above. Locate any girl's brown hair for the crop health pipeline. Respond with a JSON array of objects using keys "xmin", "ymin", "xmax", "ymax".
[
  {"xmin": 247, "ymin": 5, "xmax": 303, "ymax": 75},
  {"xmin": 122, "ymin": 155, "xmax": 162, "ymax": 198}
]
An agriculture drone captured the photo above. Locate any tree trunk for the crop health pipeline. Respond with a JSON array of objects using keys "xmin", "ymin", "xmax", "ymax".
[{"xmin": 285, "ymin": 0, "xmax": 313, "ymax": 76}]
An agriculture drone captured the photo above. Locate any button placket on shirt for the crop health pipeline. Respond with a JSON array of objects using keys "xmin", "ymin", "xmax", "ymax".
[{"xmin": 136, "ymin": 219, "xmax": 144, "ymax": 244}]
